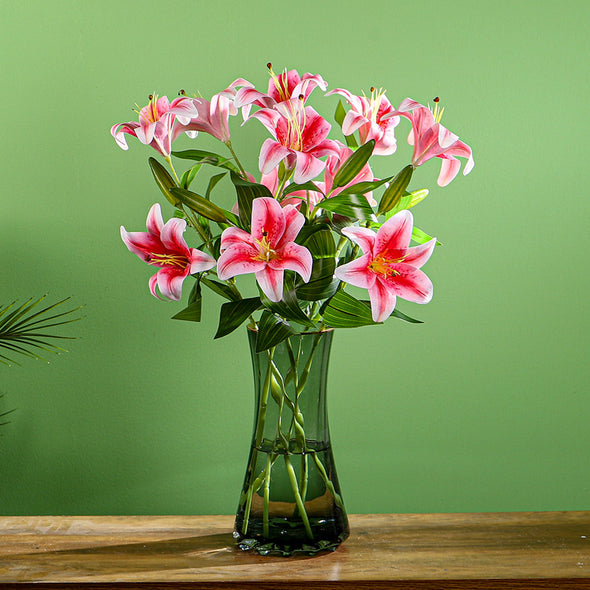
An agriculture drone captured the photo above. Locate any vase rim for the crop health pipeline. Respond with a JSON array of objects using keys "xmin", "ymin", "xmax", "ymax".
[{"xmin": 247, "ymin": 326, "xmax": 334, "ymax": 335}]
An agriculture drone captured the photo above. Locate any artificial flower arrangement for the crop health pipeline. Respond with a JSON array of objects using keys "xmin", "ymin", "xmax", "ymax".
[{"xmin": 112, "ymin": 65, "xmax": 473, "ymax": 555}]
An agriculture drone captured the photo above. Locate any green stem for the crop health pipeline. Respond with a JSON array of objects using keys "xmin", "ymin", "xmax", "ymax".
[
  {"xmin": 263, "ymin": 453, "xmax": 272, "ymax": 537},
  {"xmin": 274, "ymin": 166, "xmax": 294, "ymax": 201},
  {"xmin": 255, "ymin": 348, "xmax": 274, "ymax": 448},
  {"xmin": 295, "ymin": 332, "xmax": 323, "ymax": 397},
  {"xmin": 240, "ymin": 346, "xmax": 275, "ymax": 535},
  {"xmin": 225, "ymin": 141, "xmax": 247, "ymax": 178},
  {"xmin": 241, "ymin": 463, "xmax": 265, "ymax": 535},
  {"xmin": 284, "ymin": 454, "xmax": 313, "ymax": 539},
  {"xmin": 335, "ymin": 235, "xmax": 348, "ymax": 260},
  {"xmin": 299, "ymin": 453, "xmax": 308, "ymax": 507},
  {"xmin": 165, "ymin": 156, "xmax": 181, "ymax": 185},
  {"xmin": 311, "ymin": 452, "xmax": 344, "ymax": 508}
]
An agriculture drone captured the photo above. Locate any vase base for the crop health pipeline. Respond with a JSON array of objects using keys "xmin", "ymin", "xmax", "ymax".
[
  {"xmin": 233, "ymin": 514, "xmax": 348, "ymax": 557},
  {"xmin": 234, "ymin": 535, "xmax": 347, "ymax": 557}
]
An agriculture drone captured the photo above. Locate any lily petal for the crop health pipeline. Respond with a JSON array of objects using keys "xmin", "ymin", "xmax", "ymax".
[
  {"xmin": 293, "ymin": 151, "xmax": 325, "ymax": 184},
  {"xmin": 255, "ymin": 266, "xmax": 284, "ymax": 302},
  {"xmin": 277, "ymin": 204, "xmax": 305, "ymax": 246},
  {"xmin": 368, "ymin": 279, "xmax": 397, "ymax": 323},
  {"xmin": 145, "ymin": 203, "xmax": 164, "ymax": 235},
  {"xmin": 375, "ymin": 210, "xmax": 413, "ymax": 254},
  {"xmin": 120, "ymin": 227, "xmax": 163, "ymax": 259},
  {"xmin": 250, "ymin": 108, "xmax": 281, "ymax": 137},
  {"xmin": 437, "ymin": 157, "xmax": 462, "ymax": 187},
  {"xmin": 384, "ymin": 264, "xmax": 433, "ymax": 304},
  {"xmin": 250, "ymin": 197, "xmax": 286, "ymax": 245},
  {"xmin": 219, "ymin": 226, "xmax": 257, "ymax": 251},
  {"xmin": 271, "ymin": 242, "xmax": 313, "ymax": 283},
  {"xmin": 156, "ymin": 266, "xmax": 188, "ymax": 301},
  {"xmin": 334, "ymin": 254, "xmax": 376, "ymax": 289},
  {"xmin": 217, "ymin": 244, "xmax": 265, "ymax": 280},
  {"xmin": 402, "ymin": 238, "xmax": 436, "ymax": 269},
  {"xmin": 341, "ymin": 226, "xmax": 376, "ymax": 256},
  {"xmin": 111, "ymin": 122, "xmax": 139, "ymax": 150},
  {"xmin": 188, "ymin": 248, "xmax": 216, "ymax": 274},
  {"xmin": 342, "ymin": 109, "xmax": 368, "ymax": 136},
  {"xmin": 259, "ymin": 138, "xmax": 291, "ymax": 175},
  {"xmin": 159, "ymin": 218, "xmax": 189, "ymax": 254}
]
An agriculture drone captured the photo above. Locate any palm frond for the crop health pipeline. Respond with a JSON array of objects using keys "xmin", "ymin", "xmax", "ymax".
[
  {"xmin": 0, "ymin": 395, "xmax": 15, "ymax": 427},
  {"xmin": 0, "ymin": 295, "xmax": 82, "ymax": 366}
]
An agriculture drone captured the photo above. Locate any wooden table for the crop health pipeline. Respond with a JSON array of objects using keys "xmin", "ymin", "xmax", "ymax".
[{"xmin": 0, "ymin": 512, "xmax": 588, "ymax": 589}]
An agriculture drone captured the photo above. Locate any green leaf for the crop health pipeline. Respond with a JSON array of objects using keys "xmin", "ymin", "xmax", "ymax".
[
  {"xmin": 230, "ymin": 171, "xmax": 273, "ymax": 229},
  {"xmin": 390, "ymin": 307, "xmax": 423, "ymax": 324},
  {"xmin": 219, "ymin": 208, "xmax": 241, "ymax": 228},
  {"xmin": 388, "ymin": 188, "xmax": 429, "ymax": 214},
  {"xmin": 171, "ymin": 300, "xmax": 202, "ymax": 322},
  {"xmin": 332, "ymin": 139, "xmax": 375, "ymax": 189},
  {"xmin": 281, "ymin": 181, "xmax": 323, "ymax": 198},
  {"xmin": 201, "ymin": 277, "xmax": 240, "ymax": 301},
  {"xmin": 338, "ymin": 175, "xmax": 393, "ymax": 196},
  {"xmin": 261, "ymin": 277, "xmax": 316, "ymax": 328},
  {"xmin": 255, "ymin": 311, "xmax": 296, "ymax": 352},
  {"xmin": 296, "ymin": 258, "xmax": 338, "ymax": 301},
  {"xmin": 214, "ymin": 297, "xmax": 262, "ymax": 339},
  {"xmin": 294, "ymin": 222, "xmax": 330, "ymax": 246},
  {"xmin": 180, "ymin": 163, "xmax": 202, "ymax": 190},
  {"xmin": 359, "ymin": 300, "xmax": 423, "ymax": 323},
  {"xmin": 378, "ymin": 164, "xmax": 414, "ymax": 214},
  {"xmin": 205, "ymin": 172, "xmax": 227, "ymax": 200},
  {"xmin": 334, "ymin": 100, "xmax": 347, "ymax": 127},
  {"xmin": 0, "ymin": 395, "xmax": 15, "ymax": 427},
  {"xmin": 322, "ymin": 290, "xmax": 378, "ymax": 328},
  {"xmin": 172, "ymin": 149, "xmax": 240, "ymax": 173},
  {"xmin": 302, "ymin": 228, "xmax": 336, "ymax": 258},
  {"xmin": 169, "ymin": 187, "xmax": 228, "ymax": 223},
  {"xmin": 172, "ymin": 280, "xmax": 202, "ymax": 322},
  {"xmin": 334, "ymin": 100, "xmax": 358, "ymax": 149},
  {"xmin": 0, "ymin": 296, "xmax": 82, "ymax": 365},
  {"xmin": 149, "ymin": 157, "xmax": 179, "ymax": 206},
  {"xmin": 412, "ymin": 226, "xmax": 440, "ymax": 245},
  {"xmin": 316, "ymin": 193, "xmax": 376, "ymax": 221}
]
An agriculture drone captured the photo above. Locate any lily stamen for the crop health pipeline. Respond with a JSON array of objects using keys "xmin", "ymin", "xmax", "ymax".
[
  {"xmin": 369, "ymin": 254, "xmax": 403, "ymax": 278},
  {"xmin": 431, "ymin": 97, "xmax": 445, "ymax": 123},
  {"xmin": 254, "ymin": 234, "xmax": 277, "ymax": 263},
  {"xmin": 268, "ymin": 63, "xmax": 290, "ymax": 102},
  {"xmin": 285, "ymin": 98, "xmax": 306, "ymax": 151},
  {"xmin": 146, "ymin": 252, "xmax": 188, "ymax": 268}
]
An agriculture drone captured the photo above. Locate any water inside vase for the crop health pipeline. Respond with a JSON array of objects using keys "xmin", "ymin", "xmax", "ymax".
[{"xmin": 233, "ymin": 439, "xmax": 349, "ymax": 556}]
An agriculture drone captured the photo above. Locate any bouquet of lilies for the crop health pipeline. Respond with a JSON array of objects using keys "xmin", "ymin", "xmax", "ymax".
[
  {"xmin": 113, "ymin": 65, "xmax": 473, "ymax": 348},
  {"xmin": 113, "ymin": 66, "xmax": 474, "ymax": 553}
]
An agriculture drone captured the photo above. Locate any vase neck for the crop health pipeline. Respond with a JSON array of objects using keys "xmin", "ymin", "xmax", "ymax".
[{"xmin": 247, "ymin": 330, "xmax": 334, "ymax": 451}]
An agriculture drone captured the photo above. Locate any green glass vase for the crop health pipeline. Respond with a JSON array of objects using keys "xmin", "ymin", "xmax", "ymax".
[{"xmin": 233, "ymin": 329, "xmax": 349, "ymax": 556}]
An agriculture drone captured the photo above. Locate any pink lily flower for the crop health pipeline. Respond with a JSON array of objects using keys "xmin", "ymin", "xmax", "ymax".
[
  {"xmin": 121, "ymin": 204, "xmax": 216, "ymax": 301},
  {"xmin": 251, "ymin": 98, "xmax": 340, "ymax": 184},
  {"xmin": 334, "ymin": 210, "xmax": 435, "ymax": 322},
  {"xmin": 386, "ymin": 98, "xmax": 474, "ymax": 186},
  {"xmin": 217, "ymin": 197, "xmax": 312, "ymax": 302},
  {"xmin": 111, "ymin": 94, "xmax": 197, "ymax": 157},
  {"xmin": 175, "ymin": 92, "xmax": 237, "ymax": 143},
  {"xmin": 326, "ymin": 87, "xmax": 399, "ymax": 156},
  {"xmin": 234, "ymin": 65, "xmax": 327, "ymax": 117}
]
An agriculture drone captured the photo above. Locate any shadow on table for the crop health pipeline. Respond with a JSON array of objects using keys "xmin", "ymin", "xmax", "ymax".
[{"xmin": 3, "ymin": 532, "xmax": 331, "ymax": 581}]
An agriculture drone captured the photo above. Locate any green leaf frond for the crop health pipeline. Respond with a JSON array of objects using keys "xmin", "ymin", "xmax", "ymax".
[{"xmin": 0, "ymin": 296, "xmax": 83, "ymax": 366}]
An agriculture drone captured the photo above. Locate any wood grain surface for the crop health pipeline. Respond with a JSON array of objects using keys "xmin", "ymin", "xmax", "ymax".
[{"xmin": 0, "ymin": 512, "xmax": 588, "ymax": 589}]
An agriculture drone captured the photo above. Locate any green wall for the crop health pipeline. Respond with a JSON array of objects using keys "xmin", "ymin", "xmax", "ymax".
[{"xmin": 1, "ymin": 0, "xmax": 588, "ymax": 515}]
